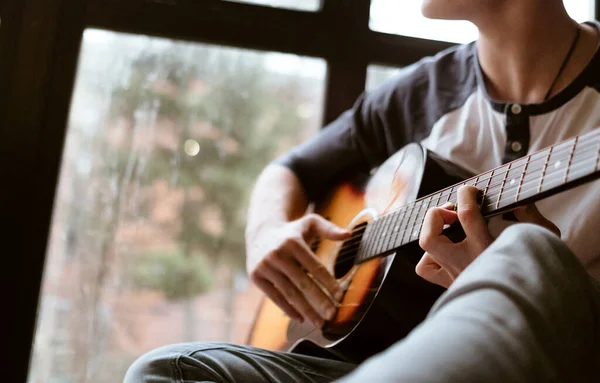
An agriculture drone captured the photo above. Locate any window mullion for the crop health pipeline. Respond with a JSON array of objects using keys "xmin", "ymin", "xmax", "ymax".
[{"xmin": 323, "ymin": 59, "xmax": 368, "ymax": 125}]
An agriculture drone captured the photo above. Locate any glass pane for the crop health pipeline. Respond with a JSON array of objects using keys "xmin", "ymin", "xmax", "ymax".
[
  {"xmin": 28, "ymin": 29, "xmax": 326, "ymax": 383},
  {"xmin": 366, "ymin": 64, "xmax": 402, "ymax": 91},
  {"xmin": 225, "ymin": 0, "xmax": 321, "ymax": 12},
  {"xmin": 370, "ymin": 0, "xmax": 596, "ymax": 44}
]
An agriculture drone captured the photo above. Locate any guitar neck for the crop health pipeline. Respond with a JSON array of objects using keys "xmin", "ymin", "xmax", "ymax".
[{"xmin": 356, "ymin": 128, "xmax": 600, "ymax": 264}]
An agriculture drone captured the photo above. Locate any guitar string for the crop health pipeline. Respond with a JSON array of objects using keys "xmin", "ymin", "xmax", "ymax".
[
  {"xmin": 330, "ymin": 131, "xmax": 600, "ymax": 246},
  {"xmin": 329, "ymin": 136, "xmax": 600, "ymax": 252},
  {"xmin": 397, "ymin": 132, "xmax": 599, "ymax": 214},
  {"xmin": 328, "ymin": 142, "xmax": 600, "ymax": 260},
  {"xmin": 333, "ymin": 160, "xmax": 599, "ymax": 267},
  {"xmin": 331, "ymin": 153, "xmax": 600, "ymax": 264}
]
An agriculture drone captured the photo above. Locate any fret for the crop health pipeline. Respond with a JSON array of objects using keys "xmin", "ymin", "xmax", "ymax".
[
  {"xmin": 436, "ymin": 189, "xmax": 449, "ymax": 206},
  {"xmin": 446, "ymin": 186, "xmax": 456, "ymax": 207},
  {"xmin": 480, "ymin": 172, "xmax": 493, "ymax": 197},
  {"xmin": 444, "ymin": 188, "xmax": 452, "ymax": 204},
  {"xmin": 564, "ymin": 137, "xmax": 578, "ymax": 183},
  {"xmin": 409, "ymin": 200, "xmax": 425, "ymax": 243},
  {"xmin": 416, "ymin": 197, "xmax": 433, "ymax": 239},
  {"xmin": 386, "ymin": 210, "xmax": 401, "ymax": 251},
  {"xmin": 375, "ymin": 214, "xmax": 390, "ymax": 254},
  {"xmin": 385, "ymin": 209, "xmax": 402, "ymax": 252},
  {"xmin": 408, "ymin": 217, "xmax": 421, "ymax": 244},
  {"xmin": 385, "ymin": 211, "xmax": 398, "ymax": 251},
  {"xmin": 537, "ymin": 147, "xmax": 553, "ymax": 193},
  {"xmin": 496, "ymin": 163, "xmax": 511, "ymax": 209},
  {"xmin": 467, "ymin": 176, "xmax": 479, "ymax": 187},
  {"xmin": 434, "ymin": 191, "xmax": 444, "ymax": 207},
  {"xmin": 366, "ymin": 218, "xmax": 382, "ymax": 259},
  {"xmin": 397, "ymin": 205, "xmax": 413, "ymax": 247},
  {"xmin": 497, "ymin": 156, "xmax": 529, "ymax": 208},
  {"xmin": 401, "ymin": 202, "xmax": 419, "ymax": 245},
  {"xmin": 515, "ymin": 155, "xmax": 531, "ymax": 202},
  {"xmin": 478, "ymin": 171, "xmax": 494, "ymax": 214},
  {"xmin": 374, "ymin": 213, "xmax": 392, "ymax": 255},
  {"xmin": 449, "ymin": 188, "xmax": 458, "ymax": 206},
  {"xmin": 385, "ymin": 212, "xmax": 398, "ymax": 253},
  {"xmin": 485, "ymin": 171, "xmax": 503, "ymax": 203},
  {"xmin": 358, "ymin": 221, "xmax": 370, "ymax": 261},
  {"xmin": 596, "ymin": 142, "xmax": 600, "ymax": 171},
  {"xmin": 451, "ymin": 182, "xmax": 467, "ymax": 206},
  {"xmin": 470, "ymin": 176, "xmax": 480, "ymax": 208},
  {"xmin": 358, "ymin": 223, "xmax": 374, "ymax": 261},
  {"xmin": 366, "ymin": 219, "xmax": 381, "ymax": 259},
  {"xmin": 392, "ymin": 208, "xmax": 407, "ymax": 248},
  {"xmin": 378, "ymin": 213, "xmax": 392, "ymax": 255}
]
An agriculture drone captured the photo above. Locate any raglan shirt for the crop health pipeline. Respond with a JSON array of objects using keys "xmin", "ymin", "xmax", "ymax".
[{"xmin": 275, "ymin": 21, "xmax": 600, "ymax": 280}]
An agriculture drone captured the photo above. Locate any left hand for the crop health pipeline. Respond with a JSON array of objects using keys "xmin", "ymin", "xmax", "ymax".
[{"xmin": 415, "ymin": 185, "xmax": 560, "ymax": 288}]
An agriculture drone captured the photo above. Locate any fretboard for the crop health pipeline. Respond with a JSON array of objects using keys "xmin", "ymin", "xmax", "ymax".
[{"xmin": 355, "ymin": 128, "xmax": 600, "ymax": 264}]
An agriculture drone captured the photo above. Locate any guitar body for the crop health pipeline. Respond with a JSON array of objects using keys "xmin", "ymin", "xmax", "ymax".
[{"xmin": 248, "ymin": 143, "xmax": 474, "ymax": 363}]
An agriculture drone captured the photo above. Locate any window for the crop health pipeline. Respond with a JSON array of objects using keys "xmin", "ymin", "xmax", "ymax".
[
  {"xmin": 370, "ymin": 0, "xmax": 596, "ymax": 44},
  {"xmin": 28, "ymin": 29, "xmax": 326, "ymax": 383},
  {"xmin": 366, "ymin": 64, "xmax": 402, "ymax": 92},
  {"xmin": 225, "ymin": 0, "xmax": 321, "ymax": 12}
]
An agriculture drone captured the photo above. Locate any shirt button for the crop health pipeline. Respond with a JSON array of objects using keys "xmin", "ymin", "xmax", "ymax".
[
  {"xmin": 511, "ymin": 141, "xmax": 523, "ymax": 152},
  {"xmin": 511, "ymin": 104, "xmax": 522, "ymax": 115}
]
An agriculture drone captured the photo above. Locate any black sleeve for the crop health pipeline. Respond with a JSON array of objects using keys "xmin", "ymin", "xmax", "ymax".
[
  {"xmin": 273, "ymin": 86, "xmax": 403, "ymax": 202},
  {"xmin": 273, "ymin": 43, "xmax": 477, "ymax": 202}
]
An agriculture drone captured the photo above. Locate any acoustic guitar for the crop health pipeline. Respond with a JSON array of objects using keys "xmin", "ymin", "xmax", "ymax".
[{"xmin": 248, "ymin": 128, "xmax": 600, "ymax": 363}]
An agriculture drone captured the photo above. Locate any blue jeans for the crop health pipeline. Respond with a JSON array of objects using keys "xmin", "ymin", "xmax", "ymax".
[{"xmin": 124, "ymin": 224, "xmax": 600, "ymax": 382}]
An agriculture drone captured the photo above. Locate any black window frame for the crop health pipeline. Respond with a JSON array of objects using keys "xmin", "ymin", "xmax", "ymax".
[{"xmin": 0, "ymin": 1, "xmax": 597, "ymax": 381}]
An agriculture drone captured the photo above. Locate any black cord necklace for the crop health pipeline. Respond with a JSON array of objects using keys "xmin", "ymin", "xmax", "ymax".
[{"xmin": 543, "ymin": 25, "xmax": 581, "ymax": 101}]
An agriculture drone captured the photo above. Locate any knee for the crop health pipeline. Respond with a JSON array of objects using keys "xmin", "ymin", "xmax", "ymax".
[
  {"xmin": 123, "ymin": 343, "xmax": 193, "ymax": 383},
  {"xmin": 495, "ymin": 223, "xmax": 574, "ymax": 265},
  {"xmin": 463, "ymin": 223, "xmax": 589, "ymax": 294}
]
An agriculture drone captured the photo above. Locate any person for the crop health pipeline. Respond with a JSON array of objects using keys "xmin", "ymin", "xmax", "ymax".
[{"xmin": 124, "ymin": 0, "xmax": 600, "ymax": 381}]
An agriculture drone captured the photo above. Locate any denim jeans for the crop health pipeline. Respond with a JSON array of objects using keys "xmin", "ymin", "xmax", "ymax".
[{"xmin": 124, "ymin": 224, "xmax": 600, "ymax": 382}]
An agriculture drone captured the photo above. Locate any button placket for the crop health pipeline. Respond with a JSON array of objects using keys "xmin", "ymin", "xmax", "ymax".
[{"xmin": 503, "ymin": 103, "xmax": 530, "ymax": 164}]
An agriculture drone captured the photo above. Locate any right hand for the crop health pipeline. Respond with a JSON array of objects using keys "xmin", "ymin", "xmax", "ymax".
[{"xmin": 246, "ymin": 214, "xmax": 351, "ymax": 328}]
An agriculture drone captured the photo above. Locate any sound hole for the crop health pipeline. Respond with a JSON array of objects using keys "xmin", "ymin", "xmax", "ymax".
[{"xmin": 334, "ymin": 222, "xmax": 367, "ymax": 279}]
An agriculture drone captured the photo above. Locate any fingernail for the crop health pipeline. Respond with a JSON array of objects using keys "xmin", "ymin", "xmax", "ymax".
[{"xmin": 334, "ymin": 289, "xmax": 344, "ymax": 302}]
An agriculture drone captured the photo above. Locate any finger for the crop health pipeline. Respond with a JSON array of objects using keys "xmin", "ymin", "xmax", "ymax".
[
  {"xmin": 457, "ymin": 186, "xmax": 493, "ymax": 244},
  {"xmin": 270, "ymin": 255, "xmax": 337, "ymax": 321},
  {"xmin": 513, "ymin": 204, "xmax": 561, "ymax": 237},
  {"xmin": 287, "ymin": 238, "xmax": 343, "ymax": 300},
  {"xmin": 419, "ymin": 206, "xmax": 459, "ymax": 255},
  {"xmin": 252, "ymin": 276, "xmax": 303, "ymax": 323},
  {"xmin": 302, "ymin": 214, "xmax": 351, "ymax": 242},
  {"xmin": 415, "ymin": 253, "xmax": 453, "ymax": 288},
  {"xmin": 260, "ymin": 264, "xmax": 324, "ymax": 327}
]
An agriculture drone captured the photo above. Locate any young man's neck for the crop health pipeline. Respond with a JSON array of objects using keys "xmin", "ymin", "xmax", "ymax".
[{"xmin": 475, "ymin": 2, "xmax": 598, "ymax": 104}]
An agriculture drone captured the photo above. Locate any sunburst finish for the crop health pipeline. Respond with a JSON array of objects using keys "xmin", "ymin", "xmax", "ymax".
[{"xmin": 248, "ymin": 144, "xmax": 468, "ymax": 362}]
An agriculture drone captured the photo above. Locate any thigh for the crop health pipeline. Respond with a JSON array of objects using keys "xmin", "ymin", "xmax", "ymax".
[
  {"xmin": 337, "ymin": 224, "xmax": 600, "ymax": 382},
  {"xmin": 124, "ymin": 342, "xmax": 356, "ymax": 383}
]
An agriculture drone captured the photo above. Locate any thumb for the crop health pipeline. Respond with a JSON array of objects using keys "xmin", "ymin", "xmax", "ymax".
[
  {"xmin": 513, "ymin": 204, "xmax": 561, "ymax": 237},
  {"xmin": 303, "ymin": 214, "xmax": 351, "ymax": 241}
]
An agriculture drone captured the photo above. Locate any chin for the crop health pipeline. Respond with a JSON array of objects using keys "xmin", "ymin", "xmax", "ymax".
[{"xmin": 420, "ymin": 0, "xmax": 472, "ymax": 20}]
